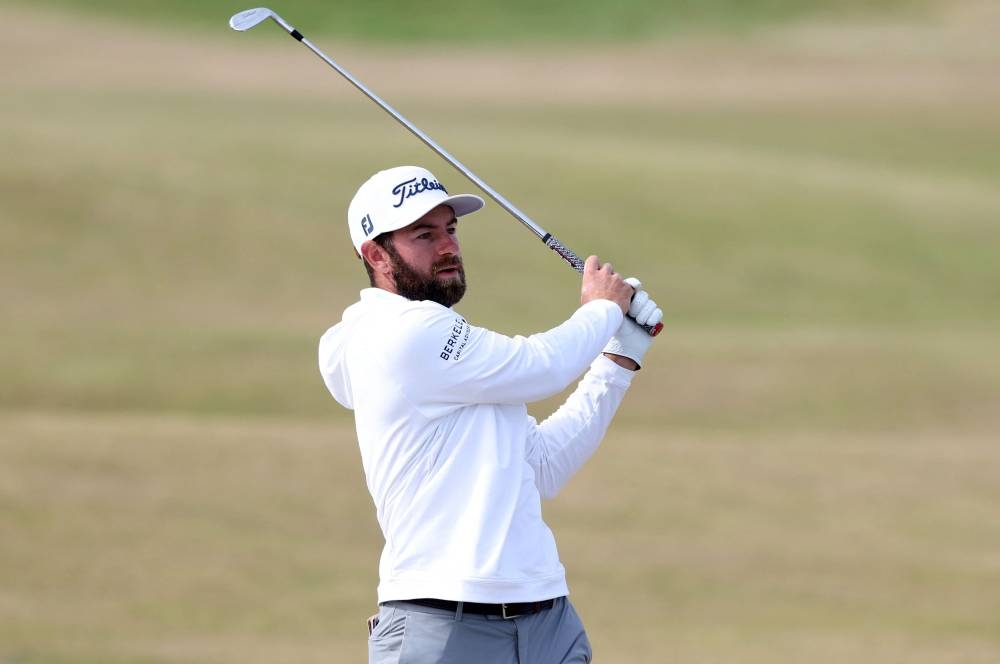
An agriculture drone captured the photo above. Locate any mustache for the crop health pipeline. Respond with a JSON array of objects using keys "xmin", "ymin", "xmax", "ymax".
[{"xmin": 433, "ymin": 258, "xmax": 463, "ymax": 273}]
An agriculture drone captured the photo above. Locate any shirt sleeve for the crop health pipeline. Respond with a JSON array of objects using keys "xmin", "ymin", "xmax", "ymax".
[
  {"xmin": 377, "ymin": 299, "xmax": 624, "ymax": 414},
  {"xmin": 523, "ymin": 355, "xmax": 635, "ymax": 499}
]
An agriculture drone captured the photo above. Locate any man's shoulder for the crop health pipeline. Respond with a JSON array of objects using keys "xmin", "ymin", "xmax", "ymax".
[
  {"xmin": 348, "ymin": 288, "xmax": 466, "ymax": 348},
  {"xmin": 356, "ymin": 288, "xmax": 454, "ymax": 322}
]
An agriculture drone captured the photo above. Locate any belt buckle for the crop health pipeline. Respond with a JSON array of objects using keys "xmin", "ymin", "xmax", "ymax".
[{"xmin": 501, "ymin": 603, "xmax": 523, "ymax": 620}]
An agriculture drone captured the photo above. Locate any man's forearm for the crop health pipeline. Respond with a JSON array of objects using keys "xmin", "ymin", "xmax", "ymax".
[{"xmin": 603, "ymin": 352, "xmax": 638, "ymax": 371}]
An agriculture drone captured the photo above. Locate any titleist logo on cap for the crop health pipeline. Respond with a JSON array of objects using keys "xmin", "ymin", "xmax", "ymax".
[{"xmin": 391, "ymin": 177, "xmax": 447, "ymax": 208}]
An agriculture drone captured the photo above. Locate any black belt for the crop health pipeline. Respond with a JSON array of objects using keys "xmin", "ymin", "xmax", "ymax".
[{"xmin": 407, "ymin": 597, "xmax": 557, "ymax": 620}]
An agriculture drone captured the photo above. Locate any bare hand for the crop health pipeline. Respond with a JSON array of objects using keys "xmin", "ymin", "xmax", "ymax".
[{"xmin": 580, "ymin": 255, "xmax": 633, "ymax": 315}]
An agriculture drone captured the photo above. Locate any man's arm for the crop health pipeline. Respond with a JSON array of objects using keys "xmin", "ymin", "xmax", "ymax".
[
  {"xmin": 378, "ymin": 256, "xmax": 636, "ymax": 412},
  {"xmin": 523, "ymin": 355, "xmax": 635, "ymax": 499},
  {"xmin": 380, "ymin": 299, "xmax": 624, "ymax": 411},
  {"xmin": 525, "ymin": 280, "xmax": 663, "ymax": 497}
]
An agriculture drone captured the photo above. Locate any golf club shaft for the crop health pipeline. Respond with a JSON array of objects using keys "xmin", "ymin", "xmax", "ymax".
[{"xmin": 243, "ymin": 10, "xmax": 662, "ymax": 337}]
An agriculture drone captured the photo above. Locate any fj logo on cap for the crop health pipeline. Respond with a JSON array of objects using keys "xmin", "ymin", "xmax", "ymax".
[
  {"xmin": 361, "ymin": 214, "xmax": 374, "ymax": 237},
  {"xmin": 391, "ymin": 177, "xmax": 447, "ymax": 209}
]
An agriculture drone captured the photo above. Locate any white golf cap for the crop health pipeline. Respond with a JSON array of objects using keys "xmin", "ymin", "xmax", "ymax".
[{"xmin": 347, "ymin": 165, "xmax": 485, "ymax": 254}]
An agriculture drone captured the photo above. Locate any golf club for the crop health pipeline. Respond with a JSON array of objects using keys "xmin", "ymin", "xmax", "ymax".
[{"xmin": 229, "ymin": 7, "xmax": 663, "ymax": 337}]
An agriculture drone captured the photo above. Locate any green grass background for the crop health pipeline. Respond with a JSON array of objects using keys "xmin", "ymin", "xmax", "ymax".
[
  {"xmin": 2, "ymin": 0, "xmax": 999, "ymax": 662},
  {"xmin": 9, "ymin": 0, "xmax": 926, "ymax": 42}
]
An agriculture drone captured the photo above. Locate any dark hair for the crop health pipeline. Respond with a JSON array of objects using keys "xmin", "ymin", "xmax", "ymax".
[{"xmin": 363, "ymin": 233, "xmax": 395, "ymax": 286}]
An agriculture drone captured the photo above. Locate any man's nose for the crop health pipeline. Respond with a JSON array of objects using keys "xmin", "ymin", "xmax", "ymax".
[{"xmin": 438, "ymin": 233, "xmax": 460, "ymax": 255}]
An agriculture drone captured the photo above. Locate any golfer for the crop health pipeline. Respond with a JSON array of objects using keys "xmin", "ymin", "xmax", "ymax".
[{"xmin": 318, "ymin": 165, "xmax": 663, "ymax": 663}]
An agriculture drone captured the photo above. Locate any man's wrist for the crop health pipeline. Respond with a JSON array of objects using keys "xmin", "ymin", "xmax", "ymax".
[{"xmin": 603, "ymin": 352, "xmax": 639, "ymax": 371}]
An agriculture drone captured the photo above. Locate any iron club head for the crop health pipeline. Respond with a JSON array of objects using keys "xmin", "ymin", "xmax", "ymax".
[{"xmin": 229, "ymin": 7, "xmax": 274, "ymax": 31}]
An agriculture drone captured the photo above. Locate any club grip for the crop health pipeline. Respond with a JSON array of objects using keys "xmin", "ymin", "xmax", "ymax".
[{"xmin": 543, "ymin": 235, "xmax": 663, "ymax": 337}]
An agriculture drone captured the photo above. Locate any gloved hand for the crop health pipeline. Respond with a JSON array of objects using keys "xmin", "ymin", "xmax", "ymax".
[
  {"xmin": 602, "ymin": 278, "xmax": 663, "ymax": 370},
  {"xmin": 624, "ymin": 277, "xmax": 662, "ymax": 328}
]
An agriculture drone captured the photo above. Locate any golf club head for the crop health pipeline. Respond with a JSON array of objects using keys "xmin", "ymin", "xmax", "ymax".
[{"xmin": 229, "ymin": 7, "xmax": 274, "ymax": 31}]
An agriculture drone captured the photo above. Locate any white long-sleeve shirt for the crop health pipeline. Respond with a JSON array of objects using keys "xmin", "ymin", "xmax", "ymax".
[{"xmin": 318, "ymin": 288, "xmax": 634, "ymax": 604}]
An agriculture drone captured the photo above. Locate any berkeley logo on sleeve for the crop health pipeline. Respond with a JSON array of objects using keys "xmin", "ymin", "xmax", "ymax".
[{"xmin": 439, "ymin": 317, "xmax": 470, "ymax": 361}]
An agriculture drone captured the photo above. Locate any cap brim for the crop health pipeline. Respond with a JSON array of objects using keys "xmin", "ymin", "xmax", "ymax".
[
  {"xmin": 440, "ymin": 193, "xmax": 485, "ymax": 218},
  {"xmin": 382, "ymin": 192, "xmax": 485, "ymax": 234}
]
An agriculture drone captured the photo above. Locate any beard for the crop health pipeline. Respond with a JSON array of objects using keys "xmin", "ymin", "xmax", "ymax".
[{"xmin": 385, "ymin": 242, "xmax": 467, "ymax": 308}]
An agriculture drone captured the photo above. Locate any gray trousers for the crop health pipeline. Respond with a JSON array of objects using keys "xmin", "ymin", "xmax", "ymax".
[{"xmin": 368, "ymin": 597, "xmax": 592, "ymax": 664}]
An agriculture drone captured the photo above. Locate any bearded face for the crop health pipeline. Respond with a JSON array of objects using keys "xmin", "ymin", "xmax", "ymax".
[{"xmin": 382, "ymin": 236, "xmax": 467, "ymax": 308}]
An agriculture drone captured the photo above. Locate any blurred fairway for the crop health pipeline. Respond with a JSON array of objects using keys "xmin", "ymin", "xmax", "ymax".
[
  {"xmin": 2, "ymin": 1, "xmax": 1000, "ymax": 662},
  {"xmin": 5, "ymin": 0, "xmax": 928, "ymax": 43}
]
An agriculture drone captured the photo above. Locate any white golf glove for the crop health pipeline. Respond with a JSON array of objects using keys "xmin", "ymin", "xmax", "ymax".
[{"xmin": 602, "ymin": 278, "xmax": 663, "ymax": 370}]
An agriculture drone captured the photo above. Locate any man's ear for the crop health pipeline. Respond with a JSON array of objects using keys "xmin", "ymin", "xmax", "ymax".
[{"xmin": 360, "ymin": 239, "xmax": 392, "ymax": 276}]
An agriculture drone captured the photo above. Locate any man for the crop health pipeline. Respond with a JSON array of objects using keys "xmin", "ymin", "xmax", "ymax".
[{"xmin": 318, "ymin": 165, "xmax": 662, "ymax": 663}]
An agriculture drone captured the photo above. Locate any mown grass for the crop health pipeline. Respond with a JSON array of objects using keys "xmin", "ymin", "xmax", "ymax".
[
  {"xmin": 2, "ymin": 414, "xmax": 999, "ymax": 663},
  {"xmin": 2, "ymin": 2, "xmax": 999, "ymax": 662}
]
